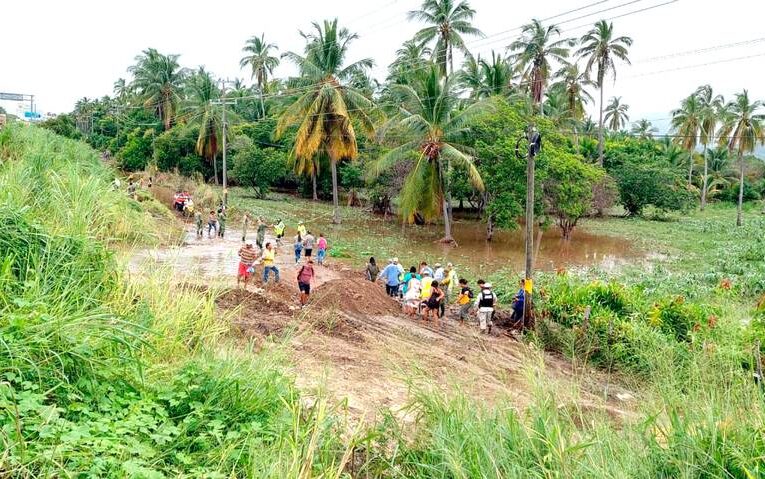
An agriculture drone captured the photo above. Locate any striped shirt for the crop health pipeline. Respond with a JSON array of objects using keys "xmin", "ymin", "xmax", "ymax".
[{"xmin": 238, "ymin": 247, "xmax": 258, "ymax": 265}]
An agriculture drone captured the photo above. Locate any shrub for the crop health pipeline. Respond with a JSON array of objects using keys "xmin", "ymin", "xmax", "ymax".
[
  {"xmin": 613, "ymin": 164, "xmax": 695, "ymax": 216},
  {"xmin": 231, "ymin": 146, "xmax": 288, "ymax": 198},
  {"xmin": 117, "ymin": 129, "xmax": 154, "ymax": 171}
]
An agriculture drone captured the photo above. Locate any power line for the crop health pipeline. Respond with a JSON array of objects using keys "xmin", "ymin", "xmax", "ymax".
[{"xmin": 626, "ymin": 52, "xmax": 765, "ymax": 78}]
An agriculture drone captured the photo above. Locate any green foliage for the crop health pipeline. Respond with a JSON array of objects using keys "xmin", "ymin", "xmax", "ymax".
[
  {"xmin": 39, "ymin": 113, "xmax": 81, "ymax": 139},
  {"xmin": 231, "ymin": 145, "xmax": 288, "ymax": 198},
  {"xmin": 540, "ymin": 152, "xmax": 602, "ymax": 238},
  {"xmin": 152, "ymin": 124, "xmax": 200, "ymax": 172},
  {"xmin": 117, "ymin": 128, "xmax": 155, "ymax": 171},
  {"xmin": 613, "ymin": 163, "xmax": 695, "ymax": 216}
]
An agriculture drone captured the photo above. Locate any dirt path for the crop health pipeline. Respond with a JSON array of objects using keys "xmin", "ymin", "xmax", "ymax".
[{"xmin": 132, "ymin": 223, "xmax": 637, "ymax": 423}]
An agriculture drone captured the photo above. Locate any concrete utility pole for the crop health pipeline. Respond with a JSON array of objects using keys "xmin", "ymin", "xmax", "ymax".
[
  {"xmin": 516, "ymin": 127, "xmax": 542, "ymax": 327},
  {"xmin": 213, "ymin": 79, "xmax": 236, "ymax": 207}
]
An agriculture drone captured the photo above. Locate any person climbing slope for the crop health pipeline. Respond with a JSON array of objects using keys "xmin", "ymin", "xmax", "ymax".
[
  {"xmin": 456, "ymin": 278, "xmax": 473, "ymax": 323},
  {"xmin": 207, "ymin": 210, "xmax": 217, "ymax": 238},
  {"xmin": 377, "ymin": 259, "xmax": 401, "ymax": 297},
  {"xmin": 237, "ymin": 241, "xmax": 258, "ymax": 290},
  {"xmin": 365, "ymin": 257, "xmax": 379, "ymax": 281},
  {"xmin": 297, "ymin": 259, "xmax": 315, "ymax": 306},
  {"xmin": 241, "ymin": 213, "xmax": 250, "ymax": 242},
  {"xmin": 474, "ymin": 282, "xmax": 497, "ymax": 334}
]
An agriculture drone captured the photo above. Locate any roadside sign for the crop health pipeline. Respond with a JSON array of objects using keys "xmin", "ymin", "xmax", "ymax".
[
  {"xmin": 24, "ymin": 111, "xmax": 41, "ymax": 119},
  {"xmin": 0, "ymin": 92, "xmax": 25, "ymax": 101}
]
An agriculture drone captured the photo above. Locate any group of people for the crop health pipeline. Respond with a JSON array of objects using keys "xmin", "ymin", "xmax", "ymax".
[
  {"xmin": 367, "ymin": 257, "xmax": 526, "ymax": 334},
  {"xmin": 194, "ymin": 205, "xmax": 226, "ymax": 239},
  {"xmin": 235, "ymin": 218, "xmax": 329, "ymax": 307}
]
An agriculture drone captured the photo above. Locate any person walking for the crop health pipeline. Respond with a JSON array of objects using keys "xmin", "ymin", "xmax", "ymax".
[
  {"xmin": 419, "ymin": 261, "xmax": 434, "ymax": 278},
  {"xmin": 456, "ymin": 278, "xmax": 474, "ymax": 323},
  {"xmin": 262, "ymin": 242, "xmax": 280, "ymax": 284},
  {"xmin": 303, "ymin": 231, "xmax": 315, "ymax": 259},
  {"xmin": 433, "ymin": 263, "xmax": 445, "ymax": 282},
  {"xmin": 443, "ymin": 263, "xmax": 458, "ymax": 301},
  {"xmin": 425, "ymin": 281, "xmax": 445, "ymax": 322},
  {"xmin": 297, "ymin": 221, "xmax": 307, "ymax": 241},
  {"xmin": 237, "ymin": 241, "xmax": 258, "ymax": 290},
  {"xmin": 293, "ymin": 235, "xmax": 304, "ymax": 264},
  {"xmin": 297, "ymin": 259, "xmax": 315, "ymax": 306},
  {"xmin": 475, "ymin": 282, "xmax": 497, "ymax": 334},
  {"xmin": 194, "ymin": 210, "xmax": 203, "ymax": 238},
  {"xmin": 217, "ymin": 209, "xmax": 227, "ymax": 238},
  {"xmin": 256, "ymin": 217, "xmax": 267, "ymax": 251},
  {"xmin": 365, "ymin": 257, "xmax": 379, "ymax": 281},
  {"xmin": 403, "ymin": 271, "xmax": 422, "ymax": 316},
  {"xmin": 241, "ymin": 213, "xmax": 250, "ymax": 243},
  {"xmin": 377, "ymin": 259, "xmax": 401, "ymax": 297},
  {"xmin": 273, "ymin": 218, "xmax": 286, "ymax": 245},
  {"xmin": 316, "ymin": 233, "xmax": 328, "ymax": 266},
  {"xmin": 207, "ymin": 210, "xmax": 218, "ymax": 238}
]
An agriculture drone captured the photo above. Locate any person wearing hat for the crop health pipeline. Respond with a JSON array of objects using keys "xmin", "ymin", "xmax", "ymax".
[
  {"xmin": 377, "ymin": 258, "xmax": 402, "ymax": 297},
  {"xmin": 433, "ymin": 263, "xmax": 445, "ymax": 282},
  {"xmin": 237, "ymin": 241, "xmax": 259, "ymax": 290},
  {"xmin": 474, "ymin": 282, "xmax": 497, "ymax": 334}
]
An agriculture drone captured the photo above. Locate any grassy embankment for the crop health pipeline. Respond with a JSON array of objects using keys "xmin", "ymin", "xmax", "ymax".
[{"xmin": 2, "ymin": 126, "xmax": 764, "ymax": 477}]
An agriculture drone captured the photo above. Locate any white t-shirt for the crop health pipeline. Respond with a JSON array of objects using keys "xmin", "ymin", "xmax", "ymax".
[{"xmin": 434, "ymin": 267, "xmax": 445, "ymax": 281}]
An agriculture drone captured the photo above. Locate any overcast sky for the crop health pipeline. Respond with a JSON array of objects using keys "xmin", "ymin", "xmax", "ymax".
[{"xmin": 2, "ymin": 0, "xmax": 764, "ymax": 132}]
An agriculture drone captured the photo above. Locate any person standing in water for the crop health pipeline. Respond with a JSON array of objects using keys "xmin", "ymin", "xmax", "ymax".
[
  {"xmin": 217, "ymin": 208, "xmax": 227, "ymax": 238},
  {"xmin": 316, "ymin": 233, "xmax": 327, "ymax": 266},
  {"xmin": 273, "ymin": 218, "xmax": 286, "ymax": 245},
  {"xmin": 241, "ymin": 213, "xmax": 250, "ymax": 243},
  {"xmin": 194, "ymin": 210, "xmax": 203, "ymax": 238},
  {"xmin": 207, "ymin": 210, "xmax": 218, "ymax": 238},
  {"xmin": 256, "ymin": 217, "xmax": 267, "ymax": 251}
]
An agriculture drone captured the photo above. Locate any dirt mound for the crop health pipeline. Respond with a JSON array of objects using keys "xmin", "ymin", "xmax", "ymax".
[
  {"xmin": 217, "ymin": 288, "xmax": 296, "ymax": 336},
  {"xmin": 309, "ymin": 278, "xmax": 401, "ymax": 318}
]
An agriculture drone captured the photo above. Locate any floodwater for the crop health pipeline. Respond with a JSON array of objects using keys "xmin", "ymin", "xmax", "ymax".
[{"xmin": 129, "ymin": 214, "xmax": 641, "ymax": 280}]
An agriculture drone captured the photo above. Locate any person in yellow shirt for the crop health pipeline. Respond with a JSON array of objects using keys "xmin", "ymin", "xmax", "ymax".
[
  {"xmin": 261, "ymin": 242, "xmax": 280, "ymax": 284},
  {"xmin": 419, "ymin": 270, "xmax": 433, "ymax": 318},
  {"xmin": 297, "ymin": 221, "xmax": 307, "ymax": 241},
  {"xmin": 455, "ymin": 278, "xmax": 474, "ymax": 322}
]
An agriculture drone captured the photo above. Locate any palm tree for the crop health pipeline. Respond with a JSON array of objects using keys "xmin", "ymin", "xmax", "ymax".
[
  {"xmin": 717, "ymin": 90, "xmax": 765, "ymax": 226},
  {"xmin": 239, "ymin": 34, "xmax": 280, "ymax": 117},
  {"xmin": 112, "ymin": 78, "xmax": 132, "ymax": 104},
  {"xmin": 408, "ymin": 0, "xmax": 483, "ymax": 77},
  {"xmin": 577, "ymin": 20, "xmax": 633, "ymax": 165},
  {"xmin": 129, "ymin": 48, "xmax": 186, "ymax": 130},
  {"xmin": 604, "ymin": 96, "xmax": 629, "ymax": 131},
  {"xmin": 696, "ymin": 85, "xmax": 724, "ymax": 210},
  {"xmin": 659, "ymin": 136, "xmax": 686, "ymax": 166},
  {"xmin": 671, "ymin": 93, "xmax": 703, "ymax": 185},
  {"xmin": 630, "ymin": 119, "xmax": 658, "ymax": 139},
  {"xmin": 388, "ymin": 39, "xmax": 432, "ymax": 84},
  {"xmin": 458, "ymin": 51, "xmax": 511, "ymax": 99},
  {"xmin": 185, "ymin": 67, "xmax": 222, "ymax": 183},
  {"xmin": 550, "ymin": 63, "xmax": 595, "ymax": 150},
  {"xmin": 370, "ymin": 66, "xmax": 489, "ymax": 242},
  {"xmin": 277, "ymin": 19, "xmax": 376, "ymax": 224},
  {"xmin": 508, "ymin": 19, "xmax": 572, "ymax": 113}
]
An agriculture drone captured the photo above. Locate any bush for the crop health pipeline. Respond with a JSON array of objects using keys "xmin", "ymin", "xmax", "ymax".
[
  {"xmin": 231, "ymin": 146, "xmax": 288, "ymax": 198},
  {"xmin": 117, "ymin": 129, "xmax": 154, "ymax": 171},
  {"xmin": 613, "ymin": 164, "xmax": 695, "ymax": 216},
  {"xmin": 152, "ymin": 125, "xmax": 202, "ymax": 172}
]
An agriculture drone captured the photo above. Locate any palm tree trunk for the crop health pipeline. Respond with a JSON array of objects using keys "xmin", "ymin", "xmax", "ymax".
[
  {"xmin": 259, "ymin": 89, "xmax": 266, "ymax": 118},
  {"xmin": 439, "ymin": 162, "xmax": 453, "ymax": 242},
  {"xmin": 331, "ymin": 158, "xmax": 340, "ymax": 224},
  {"xmin": 312, "ymin": 170, "xmax": 318, "ymax": 201},
  {"xmin": 700, "ymin": 144, "xmax": 708, "ymax": 210},
  {"xmin": 212, "ymin": 152, "xmax": 219, "ymax": 185},
  {"xmin": 687, "ymin": 148, "xmax": 694, "ymax": 186},
  {"xmin": 736, "ymin": 149, "xmax": 744, "ymax": 227},
  {"xmin": 597, "ymin": 83, "xmax": 605, "ymax": 166},
  {"xmin": 574, "ymin": 125, "xmax": 580, "ymax": 154}
]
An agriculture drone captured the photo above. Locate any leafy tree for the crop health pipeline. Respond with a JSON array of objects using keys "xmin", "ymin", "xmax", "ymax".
[
  {"xmin": 239, "ymin": 34, "xmax": 280, "ymax": 116},
  {"xmin": 276, "ymin": 18, "xmax": 375, "ymax": 223},
  {"xmin": 112, "ymin": 78, "xmax": 132, "ymax": 104},
  {"xmin": 128, "ymin": 48, "xmax": 187, "ymax": 130},
  {"xmin": 152, "ymin": 125, "xmax": 201, "ymax": 172},
  {"xmin": 613, "ymin": 164, "xmax": 694, "ymax": 216},
  {"xmin": 630, "ymin": 119, "xmax": 658, "ymax": 139},
  {"xmin": 459, "ymin": 51, "xmax": 513, "ymax": 100},
  {"xmin": 407, "ymin": 0, "xmax": 483, "ymax": 77},
  {"xmin": 370, "ymin": 66, "xmax": 489, "ymax": 242},
  {"xmin": 508, "ymin": 19, "xmax": 572, "ymax": 112},
  {"xmin": 718, "ymin": 90, "xmax": 765, "ymax": 226},
  {"xmin": 231, "ymin": 145, "xmax": 288, "ymax": 198},
  {"xmin": 117, "ymin": 129, "xmax": 155, "ymax": 171},
  {"xmin": 185, "ymin": 67, "xmax": 222, "ymax": 182},
  {"xmin": 550, "ymin": 63, "xmax": 595, "ymax": 150},
  {"xmin": 577, "ymin": 20, "xmax": 632, "ymax": 165},
  {"xmin": 604, "ymin": 96, "xmax": 629, "ymax": 131},
  {"xmin": 541, "ymin": 153, "xmax": 602, "ymax": 239}
]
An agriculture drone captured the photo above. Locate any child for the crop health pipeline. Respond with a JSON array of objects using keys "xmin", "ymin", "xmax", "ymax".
[
  {"xmin": 456, "ymin": 278, "xmax": 474, "ymax": 322},
  {"xmin": 293, "ymin": 236, "xmax": 304, "ymax": 264},
  {"xmin": 316, "ymin": 233, "xmax": 327, "ymax": 266}
]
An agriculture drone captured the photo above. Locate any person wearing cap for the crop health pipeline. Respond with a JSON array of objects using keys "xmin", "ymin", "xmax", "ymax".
[
  {"xmin": 433, "ymin": 263, "xmax": 445, "ymax": 282},
  {"xmin": 474, "ymin": 282, "xmax": 498, "ymax": 334},
  {"xmin": 377, "ymin": 258, "xmax": 402, "ymax": 297},
  {"xmin": 237, "ymin": 241, "xmax": 258, "ymax": 290}
]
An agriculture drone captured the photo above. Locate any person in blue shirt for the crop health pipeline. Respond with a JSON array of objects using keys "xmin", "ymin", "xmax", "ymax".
[
  {"xmin": 401, "ymin": 266, "xmax": 420, "ymax": 295},
  {"xmin": 377, "ymin": 258, "xmax": 403, "ymax": 297},
  {"xmin": 511, "ymin": 279, "xmax": 526, "ymax": 324}
]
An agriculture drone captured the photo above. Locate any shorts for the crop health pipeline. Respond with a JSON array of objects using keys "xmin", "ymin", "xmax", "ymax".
[
  {"xmin": 426, "ymin": 299, "xmax": 441, "ymax": 310},
  {"xmin": 238, "ymin": 262, "xmax": 253, "ymax": 278},
  {"xmin": 304, "ymin": 248, "xmax": 313, "ymax": 257},
  {"xmin": 298, "ymin": 282, "xmax": 310, "ymax": 294}
]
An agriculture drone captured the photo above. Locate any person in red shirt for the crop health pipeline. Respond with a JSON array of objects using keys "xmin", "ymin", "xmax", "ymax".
[{"xmin": 297, "ymin": 259, "xmax": 315, "ymax": 306}]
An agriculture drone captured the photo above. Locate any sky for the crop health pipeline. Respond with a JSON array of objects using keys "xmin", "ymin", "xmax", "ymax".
[{"xmin": 2, "ymin": 0, "xmax": 765, "ymax": 133}]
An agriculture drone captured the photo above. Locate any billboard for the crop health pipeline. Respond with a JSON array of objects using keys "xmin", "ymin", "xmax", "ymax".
[{"xmin": 0, "ymin": 92, "xmax": 25, "ymax": 101}]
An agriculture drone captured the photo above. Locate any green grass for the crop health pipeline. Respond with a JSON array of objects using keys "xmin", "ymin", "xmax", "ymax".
[{"xmin": 3, "ymin": 126, "xmax": 765, "ymax": 477}]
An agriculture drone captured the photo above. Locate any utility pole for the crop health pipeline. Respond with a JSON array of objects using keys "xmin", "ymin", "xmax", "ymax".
[
  {"xmin": 213, "ymin": 79, "xmax": 236, "ymax": 207},
  {"xmin": 516, "ymin": 127, "xmax": 542, "ymax": 327}
]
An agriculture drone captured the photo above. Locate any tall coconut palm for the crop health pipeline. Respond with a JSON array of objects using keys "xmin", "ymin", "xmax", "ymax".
[
  {"xmin": 370, "ymin": 66, "xmax": 489, "ymax": 242},
  {"xmin": 239, "ymin": 34, "xmax": 280, "ymax": 117},
  {"xmin": 508, "ymin": 19, "xmax": 573, "ymax": 113},
  {"xmin": 112, "ymin": 78, "xmax": 132, "ymax": 104},
  {"xmin": 577, "ymin": 20, "xmax": 633, "ymax": 165},
  {"xmin": 604, "ymin": 96, "xmax": 629, "ymax": 131},
  {"xmin": 696, "ymin": 85, "xmax": 724, "ymax": 210},
  {"xmin": 550, "ymin": 63, "xmax": 595, "ymax": 150},
  {"xmin": 630, "ymin": 119, "xmax": 658, "ymax": 139},
  {"xmin": 388, "ymin": 39, "xmax": 432, "ymax": 85},
  {"xmin": 671, "ymin": 93, "xmax": 703, "ymax": 185},
  {"xmin": 408, "ymin": 0, "xmax": 483, "ymax": 77},
  {"xmin": 458, "ymin": 51, "xmax": 511, "ymax": 99},
  {"xmin": 277, "ymin": 19, "xmax": 375, "ymax": 224},
  {"xmin": 129, "ymin": 48, "xmax": 186, "ymax": 130},
  {"xmin": 717, "ymin": 90, "xmax": 765, "ymax": 226},
  {"xmin": 185, "ymin": 67, "xmax": 222, "ymax": 182}
]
